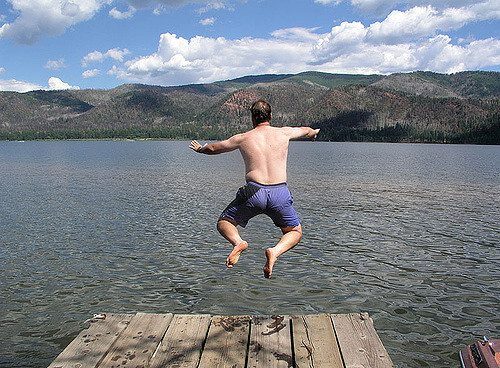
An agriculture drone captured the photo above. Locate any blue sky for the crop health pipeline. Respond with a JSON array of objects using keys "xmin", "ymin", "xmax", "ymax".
[{"xmin": 0, "ymin": 0, "xmax": 499, "ymax": 92}]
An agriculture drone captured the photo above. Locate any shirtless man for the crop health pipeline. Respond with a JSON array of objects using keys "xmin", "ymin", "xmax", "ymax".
[{"xmin": 189, "ymin": 100, "xmax": 319, "ymax": 278}]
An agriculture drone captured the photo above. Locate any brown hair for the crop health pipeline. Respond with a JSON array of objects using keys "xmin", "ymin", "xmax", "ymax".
[{"xmin": 250, "ymin": 100, "xmax": 271, "ymax": 124}]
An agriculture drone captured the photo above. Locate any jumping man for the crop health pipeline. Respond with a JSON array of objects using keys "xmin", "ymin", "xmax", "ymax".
[{"xmin": 189, "ymin": 100, "xmax": 319, "ymax": 278}]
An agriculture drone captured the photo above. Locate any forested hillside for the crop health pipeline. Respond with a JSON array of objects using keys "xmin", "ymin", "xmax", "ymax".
[{"xmin": 0, "ymin": 71, "xmax": 498, "ymax": 144}]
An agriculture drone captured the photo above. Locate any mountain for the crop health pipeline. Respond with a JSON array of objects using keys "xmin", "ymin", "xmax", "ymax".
[{"xmin": 0, "ymin": 71, "xmax": 498, "ymax": 143}]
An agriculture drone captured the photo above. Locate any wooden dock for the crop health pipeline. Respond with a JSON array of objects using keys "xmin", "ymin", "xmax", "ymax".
[{"xmin": 48, "ymin": 312, "xmax": 393, "ymax": 368}]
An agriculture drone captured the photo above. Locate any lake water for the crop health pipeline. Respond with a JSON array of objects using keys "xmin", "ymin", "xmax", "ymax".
[{"xmin": 0, "ymin": 140, "xmax": 499, "ymax": 368}]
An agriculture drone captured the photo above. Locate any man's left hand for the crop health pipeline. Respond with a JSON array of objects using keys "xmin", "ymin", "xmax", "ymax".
[{"xmin": 190, "ymin": 140, "xmax": 204, "ymax": 152}]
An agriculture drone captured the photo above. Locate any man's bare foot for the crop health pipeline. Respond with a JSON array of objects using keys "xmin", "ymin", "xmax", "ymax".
[
  {"xmin": 226, "ymin": 241, "xmax": 248, "ymax": 268},
  {"xmin": 263, "ymin": 248, "xmax": 278, "ymax": 278}
]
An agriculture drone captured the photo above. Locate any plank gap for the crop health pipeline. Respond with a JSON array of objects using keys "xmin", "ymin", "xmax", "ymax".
[
  {"xmin": 196, "ymin": 316, "xmax": 212, "ymax": 368},
  {"xmin": 289, "ymin": 317, "xmax": 296, "ymax": 368},
  {"xmin": 330, "ymin": 314, "xmax": 347, "ymax": 368}
]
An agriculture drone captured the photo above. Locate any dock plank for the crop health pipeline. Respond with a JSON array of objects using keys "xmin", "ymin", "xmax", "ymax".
[
  {"xmin": 98, "ymin": 312, "xmax": 173, "ymax": 368},
  {"xmin": 48, "ymin": 313, "xmax": 133, "ymax": 368},
  {"xmin": 198, "ymin": 315, "xmax": 251, "ymax": 368},
  {"xmin": 331, "ymin": 313, "xmax": 393, "ymax": 368},
  {"xmin": 292, "ymin": 314, "xmax": 344, "ymax": 368},
  {"xmin": 247, "ymin": 315, "xmax": 293, "ymax": 368},
  {"xmin": 149, "ymin": 314, "xmax": 211, "ymax": 368}
]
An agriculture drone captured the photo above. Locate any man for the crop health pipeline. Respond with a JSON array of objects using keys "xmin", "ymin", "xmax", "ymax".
[{"xmin": 189, "ymin": 100, "xmax": 319, "ymax": 278}]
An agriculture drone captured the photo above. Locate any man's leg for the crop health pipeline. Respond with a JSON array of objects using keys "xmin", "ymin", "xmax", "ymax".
[
  {"xmin": 217, "ymin": 219, "xmax": 248, "ymax": 268},
  {"xmin": 263, "ymin": 224, "xmax": 302, "ymax": 278}
]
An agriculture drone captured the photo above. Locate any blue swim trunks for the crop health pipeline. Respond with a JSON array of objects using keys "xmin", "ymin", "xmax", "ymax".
[{"xmin": 219, "ymin": 181, "xmax": 301, "ymax": 228}]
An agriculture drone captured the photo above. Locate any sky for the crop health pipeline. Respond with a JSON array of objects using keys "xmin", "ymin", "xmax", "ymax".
[{"xmin": 0, "ymin": 0, "xmax": 499, "ymax": 92}]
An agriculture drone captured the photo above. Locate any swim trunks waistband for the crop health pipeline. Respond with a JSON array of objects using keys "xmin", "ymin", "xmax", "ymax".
[{"xmin": 246, "ymin": 180, "xmax": 287, "ymax": 188}]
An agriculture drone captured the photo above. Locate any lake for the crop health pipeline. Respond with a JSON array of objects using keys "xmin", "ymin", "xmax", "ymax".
[{"xmin": 0, "ymin": 140, "xmax": 499, "ymax": 368}]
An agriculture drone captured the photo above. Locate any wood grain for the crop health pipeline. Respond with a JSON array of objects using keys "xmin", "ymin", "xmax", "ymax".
[
  {"xmin": 198, "ymin": 315, "xmax": 251, "ymax": 368},
  {"xmin": 98, "ymin": 312, "xmax": 173, "ymax": 368},
  {"xmin": 48, "ymin": 313, "xmax": 133, "ymax": 368},
  {"xmin": 292, "ymin": 314, "xmax": 343, "ymax": 368},
  {"xmin": 331, "ymin": 313, "xmax": 393, "ymax": 368},
  {"xmin": 149, "ymin": 314, "xmax": 211, "ymax": 368},
  {"xmin": 247, "ymin": 315, "xmax": 293, "ymax": 368}
]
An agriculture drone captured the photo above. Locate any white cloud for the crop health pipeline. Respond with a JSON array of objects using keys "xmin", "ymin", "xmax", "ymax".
[
  {"xmin": 152, "ymin": 5, "xmax": 164, "ymax": 15},
  {"xmin": 307, "ymin": 2, "xmax": 500, "ymax": 73},
  {"xmin": 82, "ymin": 48, "xmax": 131, "ymax": 67},
  {"xmin": 312, "ymin": 24, "xmax": 500, "ymax": 74},
  {"xmin": 313, "ymin": 22, "xmax": 368, "ymax": 62},
  {"xmin": 109, "ymin": 6, "xmax": 136, "ymax": 19},
  {"xmin": 200, "ymin": 17, "xmax": 215, "ymax": 26},
  {"xmin": 125, "ymin": 0, "xmax": 227, "ymax": 12},
  {"xmin": 0, "ymin": 79, "xmax": 44, "ymax": 92},
  {"xmin": 0, "ymin": 76, "xmax": 80, "ymax": 92},
  {"xmin": 0, "ymin": 0, "xmax": 108, "ymax": 44},
  {"xmin": 47, "ymin": 77, "xmax": 80, "ymax": 90},
  {"xmin": 414, "ymin": 36, "xmax": 500, "ymax": 73},
  {"xmin": 367, "ymin": 4, "xmax": 499, "ymax": 44},
  {"xmin": 0, "ymin": 0, "xmax": 229, "ymax": 43},
  {"xmin": 0, "ymin": 67, "xmax": 5, "ymax": 74},
  {"xmin": 0, "ymin": 77, "xmax": 80, "ymax": 93},
  {"xmin": 343, "ymin": 0, "xmax": 499, "ymax": 15},
  {"xmin": 314, "ymin": 0, "xmax": 341, "ymax": 5},
  {"xmin": 45, "ymin": 58, "xmax": 66, "ymax": 70},
  {"xmin": 196, "ymin": 0, "xmax": 227, "ymax": 13},
  {"xmin": 106, "ymin": 47, "xmax": 130, "ymax": 61},
  {"xmin": 82, "ymin": 68, "xmax": 101, "ymax": 78},
  {"xmin": 82, "ymin": 51, "xmax": 104, "ymax": 66},
  {"xmin": 109, "ymin": 32, "xmax": 312, "ymax": 85},
  {"xmin": 271, "ymin": 27, "xmax": 321, "ymax": 42},
  {"xmin": 107, "ymin": 1, "xmax": 500, "ymax": 87}
]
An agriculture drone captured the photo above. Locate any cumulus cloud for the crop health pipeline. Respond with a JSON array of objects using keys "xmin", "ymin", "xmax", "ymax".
[
  {"xmin": 109, "ymin": 32, "xmax": 312, "ymax": 85},
  {"xmin": 82, "ymin": 48, "xmax": 131, "ymax": 67},
  {"xmin": 367, "ymin": 3, "xmax": 499, "ymax": 44},
  {"xmin": 45, "ymin": 58, "xmax": 66, "ymax": 70},
  {"xmin": 48, "ymin": 77, "xmax": 80, "ymax": 90},
  {"xmin": 0, "ymin": 76, "xmax": 79, "ymax": 92},
  {"xmin": 311, "ymin": 35, "xmax": 500, "ymax": 75},
  {"xmin": 312, "ymin": 21, "xmax": 500, "ymax": 74},
  {"xmin": 414, "ymin": 36, "xmax": 500, "ymax": 73},
  {"xmin": 308, "ymin": 2, "xmax": 500, "ymax": 72},
  {"xmin": 0, "ymin": 79, "xmax": 44, "ymax": 92},
  {"xmin": 0, "ymin": 67, "xmax": 5, "ymax": 74},
  {"xmin": 313, "ymin": 22, "xmax": 368, "ymax": 62},
  {"xmin": 0, "ymin": 0, "xmax": 108, "ymax": 44},
  {"xmin": 340, "ymin": 0, "xmax": 499, "ymax": 15},
  {"xmin": 199, "ymin": 17, "xmax": 215, "ymax": 26},
  {"xmin": 82, "ymin": 68, "xmax": 101, "ymax": 78},
  {"xmin": 109, "ymin": 6, "xmax": 136, "ymax": 19},
  {"xmin": 107, "ymin": 1, "xmax": 500, "ymax": 87}
]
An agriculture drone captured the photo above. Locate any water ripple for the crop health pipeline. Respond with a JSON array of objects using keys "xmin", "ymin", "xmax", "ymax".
[{"xmin": 0, "ymin": 141, "xmax": 499, "ymax": 368}]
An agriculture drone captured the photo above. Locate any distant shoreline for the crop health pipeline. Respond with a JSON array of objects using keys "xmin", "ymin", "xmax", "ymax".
[{"xmin": 2, "ymin": 136, "xmax": 499, "ymax": 145}]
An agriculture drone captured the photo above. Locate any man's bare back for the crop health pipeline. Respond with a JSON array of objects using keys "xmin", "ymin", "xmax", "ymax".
[
  {"xmin": 191, "ymin": 124, "xmax": 318, "ymax": 184},
  {"xmin": 189, "ymin": 100, "xmax": 319, "ymax": 278}
]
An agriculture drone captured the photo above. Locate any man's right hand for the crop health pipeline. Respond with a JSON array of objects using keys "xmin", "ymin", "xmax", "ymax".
[{"xmin": 306, "ymin": 128, "xmax": 320, "ymax": 139}]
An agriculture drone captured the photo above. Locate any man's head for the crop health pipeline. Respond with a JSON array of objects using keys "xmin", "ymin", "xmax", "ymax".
[{"xmin": 251, "ymin": 100, "xmax": 271, "ymax": 126}]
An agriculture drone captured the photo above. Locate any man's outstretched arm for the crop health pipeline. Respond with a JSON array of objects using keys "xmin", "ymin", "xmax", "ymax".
[
  {"xmin": 285, "ymin": 127, "xmax": 320, "ymax": 140},
  {"xmin": 189, "ymin": 134, "xmax": 243, "ymax": 155}
]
